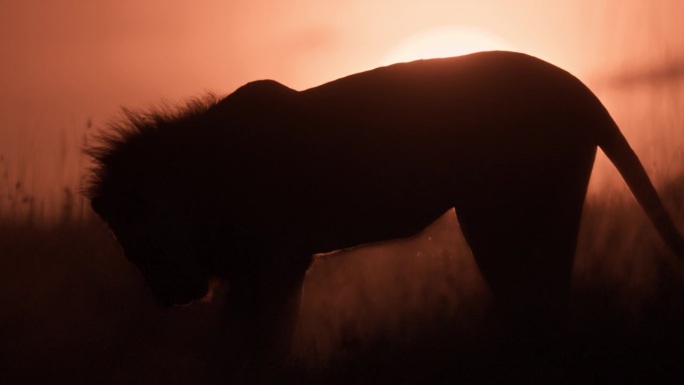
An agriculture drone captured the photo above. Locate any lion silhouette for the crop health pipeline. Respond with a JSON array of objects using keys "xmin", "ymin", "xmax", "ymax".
[{"xmin": 87, "ymin": 51, "xmax": 684, "ymax": 381}]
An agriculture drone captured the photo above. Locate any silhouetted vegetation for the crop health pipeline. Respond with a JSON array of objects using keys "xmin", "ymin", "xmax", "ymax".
[{"xmin": 1, "ymin": 173, "xmax": 683, "ymax": 384}]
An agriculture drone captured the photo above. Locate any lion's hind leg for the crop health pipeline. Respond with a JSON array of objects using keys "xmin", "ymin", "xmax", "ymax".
[{"xmin": 455, "ymin": 145, "xmax": 596, "ymax": 346}]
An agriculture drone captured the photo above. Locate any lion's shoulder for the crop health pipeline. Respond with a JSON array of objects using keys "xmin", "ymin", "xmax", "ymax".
[{"xmin": 222, "ymin": 80, "xmax": 298, "ymax": 104}]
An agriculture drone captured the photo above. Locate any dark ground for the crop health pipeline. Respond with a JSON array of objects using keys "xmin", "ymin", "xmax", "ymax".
[{"xmin": 2, "ymin": 175, "xmax": 684, "ymax": 384}]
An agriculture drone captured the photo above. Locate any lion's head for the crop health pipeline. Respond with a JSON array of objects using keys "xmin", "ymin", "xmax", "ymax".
[
  {"xmin": 91, "ymin": 193, "xmax": 209, "ymax": 306},
  {"xmin": 87, "ymin": 97, "xmax": 220, "ymax": 306}
]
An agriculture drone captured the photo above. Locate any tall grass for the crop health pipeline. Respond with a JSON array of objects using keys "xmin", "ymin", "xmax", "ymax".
[
  {"xmin": 0, "ymin": 117, "xmax": 93, "ymax": 225},
  {"xmin": 1, "ymin": 178, "xmax": 683, "ymax": 384}
]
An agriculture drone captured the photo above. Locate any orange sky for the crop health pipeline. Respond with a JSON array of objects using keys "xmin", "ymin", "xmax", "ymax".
[{"xmin": 1, "ymin": 0, "xmax": 683, "ymax": 220}]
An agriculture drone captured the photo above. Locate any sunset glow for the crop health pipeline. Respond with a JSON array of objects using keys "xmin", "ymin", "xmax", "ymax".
[
  {"xmin": 380, "ymin": 26, "xmax": 517, "ymax": 66},
  {"xmin": 0, "ymin": 1, "xmax": 682, "ymax": 221},
  {"xmin": 3, "ymin": 2, "xmax": 684, "ymax": 384}
]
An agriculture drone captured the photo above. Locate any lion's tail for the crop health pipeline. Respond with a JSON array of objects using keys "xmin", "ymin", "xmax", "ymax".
[{"xmin": 598, "ymin": 118, "xmax": 684, "ymax": 258}]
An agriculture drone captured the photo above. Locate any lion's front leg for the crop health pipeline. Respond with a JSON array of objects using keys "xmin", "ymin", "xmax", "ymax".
[{"xmin": 213, "ymin": 253, "xmax": 311, "ymax": 384}]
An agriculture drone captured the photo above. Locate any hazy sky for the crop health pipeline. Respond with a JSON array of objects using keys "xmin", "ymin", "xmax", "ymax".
[
  {"xmin": 1, "ymin": 0, "xmax": 683, "ymax": 218},
  {"xmin": 2, "ymin": 1, "xmax": 681, "ymax": 120}
]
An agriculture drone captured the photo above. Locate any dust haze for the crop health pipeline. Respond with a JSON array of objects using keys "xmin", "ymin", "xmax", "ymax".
[{"xmin": 2, "ymin": 1, "xmax": 684, "ymax": 384}]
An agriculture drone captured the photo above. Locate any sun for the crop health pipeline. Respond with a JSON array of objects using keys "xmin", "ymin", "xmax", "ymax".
[{"xmin": 380, "ymin": 26, "xmax": 516, "ymax": 66}]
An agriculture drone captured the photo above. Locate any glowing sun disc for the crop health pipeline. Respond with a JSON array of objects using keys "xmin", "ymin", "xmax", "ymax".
[{"xmin": 380, "ymin": 26, "xmax": 516, "ymax": 66}]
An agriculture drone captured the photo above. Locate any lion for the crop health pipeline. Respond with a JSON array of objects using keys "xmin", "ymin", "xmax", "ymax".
[{"xmin": 87, "ymin": 51, "xmax": 684, "ymax": 381}]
